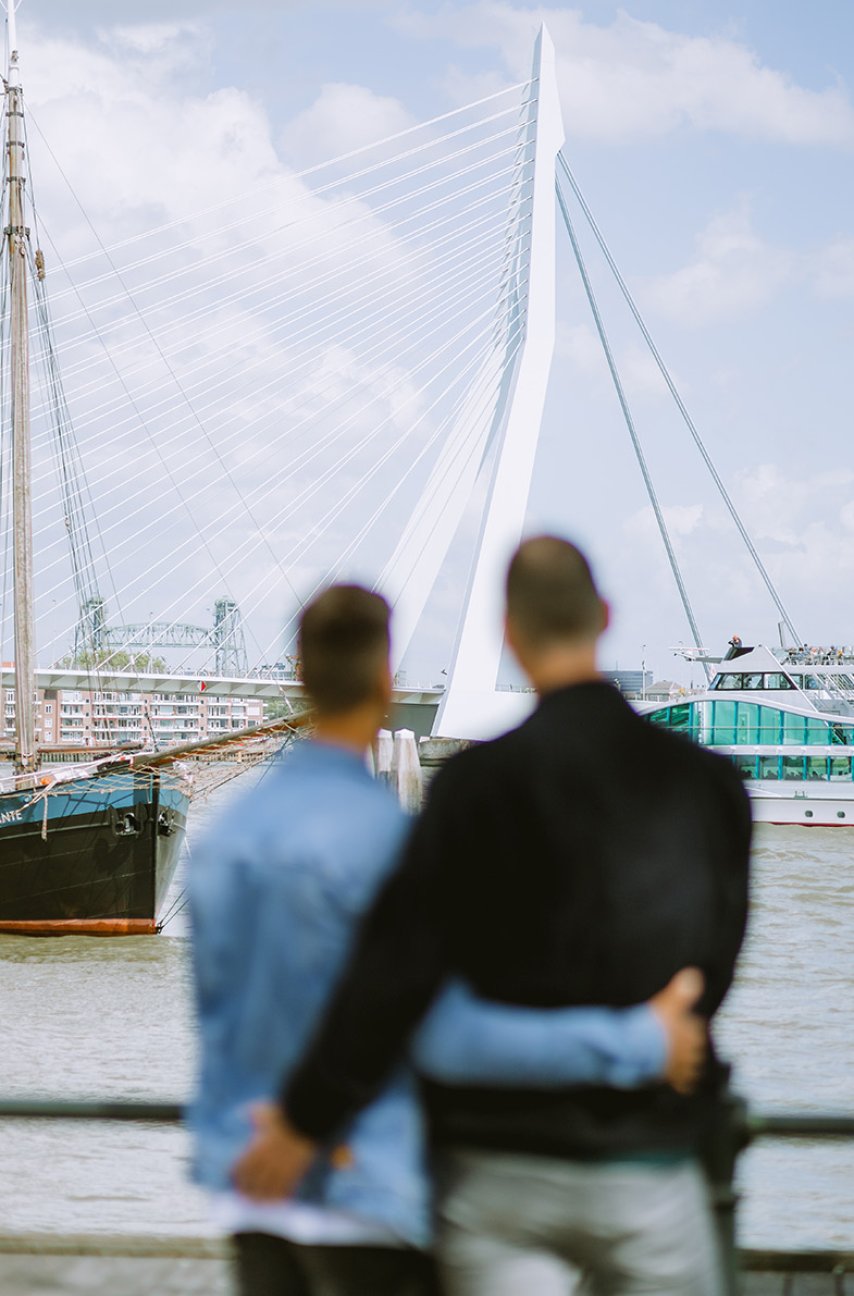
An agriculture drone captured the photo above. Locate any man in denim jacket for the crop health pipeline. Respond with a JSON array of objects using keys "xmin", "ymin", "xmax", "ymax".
[{"xmin": 189, "ymin": 584, "xmax": 704, "ymax": 1296}]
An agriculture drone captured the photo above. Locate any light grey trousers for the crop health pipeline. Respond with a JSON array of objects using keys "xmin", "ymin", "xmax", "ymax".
[{"xmin": 436, "ymin": 1150, "xmax": 724, "ymax": 1296}]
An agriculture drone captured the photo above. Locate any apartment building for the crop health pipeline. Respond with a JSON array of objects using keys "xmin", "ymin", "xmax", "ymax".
[{"xmin": 4, "ymin": 685, "xmax": 264, "ymax": 750}]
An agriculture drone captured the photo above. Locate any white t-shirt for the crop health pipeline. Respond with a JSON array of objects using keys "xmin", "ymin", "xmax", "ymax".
[{"xmin": 210, "ymin": 1191, "xmax": 403, "ymax": 1247}]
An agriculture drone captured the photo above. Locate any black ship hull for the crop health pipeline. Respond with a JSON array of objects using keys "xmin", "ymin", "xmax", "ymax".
[{"xmin": 0, "ymin": 769, "xmax": 189, "ymax": 935}]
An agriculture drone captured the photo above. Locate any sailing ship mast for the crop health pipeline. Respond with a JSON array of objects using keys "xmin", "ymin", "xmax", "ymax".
[{"xmin": 5, "ymin": 0, "xmax": 37, "ymax": 773}]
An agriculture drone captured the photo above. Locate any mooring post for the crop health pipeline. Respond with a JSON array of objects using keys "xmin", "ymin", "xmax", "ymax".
[
  {"xmin": 374, "ymin": 729, "xmax": 393, "ymax": 789},
  {"xmin": 392, "ymin": 729, "xmax": 423, "ymax": 813}
]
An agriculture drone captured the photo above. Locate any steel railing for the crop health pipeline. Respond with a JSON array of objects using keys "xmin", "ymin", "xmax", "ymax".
[{"xmin": 0, "ymin": 1090, "xmax": 851, "ymax": 1291}]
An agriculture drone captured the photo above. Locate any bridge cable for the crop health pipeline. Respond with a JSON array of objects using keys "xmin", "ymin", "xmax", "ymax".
[
  {"xmin": 26, "ymin": 205, "xmax": 522, "ymax": 509},
  {"xmin": 186, "ymin": 292, "xmax": 529, "ymax": 670},
  {"xmin": 3, "ymin": 82, "xmax": 537, "ymax": 672},
  {"xmin": 36, "ymin": 126, "xmax": 532, "ymax": 333},
  {"xmin": 555, "ymin": 173, "xmax": 708, "ymax": 676},
  {"xmin": 186, "ymin": 305, "xmax": 528, "ymax": 673},
  {"xmin": 34, "ymin": 284, "xmax": 524, "ymax": 666},
  {"xmin": 54, "ymin": 80, "xmax": 535, "ymax": 275},
  {"xmin": 22, "ymin": 150, "xmax": 531, "ymax": 470},
  {"xmin": 557, "ymin": 151, "xmax": 800, "ymax": 648},
  {"xmin": 21, "ymin": 284, "xmax": 518, "ymax": 663},
  {"xmin": 23, "ymin": 242, "xmax": 524, "ymax": 635},
  {"xmin": 23, "ymin": 120, "xmax": 306, "ymax": 618},
  {"xmin": 24, "ymin": 182, "xmax": 523, "ymax": 425},
  {"xmin": 276, "ymin": 324, "xmax": 528, "ymax": 663}
]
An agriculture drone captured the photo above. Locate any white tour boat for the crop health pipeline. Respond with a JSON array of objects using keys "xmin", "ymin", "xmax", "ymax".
[{"xmin": 638, "ymin": 644, "xmax": 854, "ymax": 827}]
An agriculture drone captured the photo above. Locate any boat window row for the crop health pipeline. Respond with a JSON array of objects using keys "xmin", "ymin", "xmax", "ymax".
[
  {"xmin": 732, "ymin": 755, "xmax": 854, "ymax": 782},
  {"xmin": 788, "ymin": 672, "xmax": 854, "ymax": 690},
  {"xmin": 646, "ymin": 699, "xmax": 854, "ymax": 747},
  {"xmin": 712, "ymin": 670, "xmax": 854, "ymax": 693},
  {"xmin": 710, "ymin": 672, "xmax": 794, "ymax": 691}
]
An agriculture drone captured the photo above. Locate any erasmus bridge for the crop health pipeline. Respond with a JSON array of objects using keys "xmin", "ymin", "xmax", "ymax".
[{"xmin": 0, "ymin": 26, "xmax": 797, "ymax": 742}]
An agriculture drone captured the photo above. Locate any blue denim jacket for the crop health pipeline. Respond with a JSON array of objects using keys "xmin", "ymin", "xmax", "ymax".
[{"xmin": 188, "ymin": 741, "xmax": 664, "ymax": 1248}]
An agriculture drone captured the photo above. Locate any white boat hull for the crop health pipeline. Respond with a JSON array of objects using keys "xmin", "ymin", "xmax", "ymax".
[{"xmin": 745, "ymin": 783, "xmax": 854, "ymax": 827}]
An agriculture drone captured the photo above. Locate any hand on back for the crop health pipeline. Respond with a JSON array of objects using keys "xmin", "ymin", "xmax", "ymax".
[{"xmin": 649, "ymin": 968, "xmax": 707, "ymax": 1095}]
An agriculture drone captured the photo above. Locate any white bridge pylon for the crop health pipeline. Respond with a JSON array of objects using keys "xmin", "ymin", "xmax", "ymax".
[{"xmin": 381, "ymin": 26, "xmax": 564, "ymax": 740}]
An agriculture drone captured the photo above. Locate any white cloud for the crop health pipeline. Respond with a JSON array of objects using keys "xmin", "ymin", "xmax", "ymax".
[
  {"xmin": 810, "ymin": 238, "xmax": 854, "ymax": 299},
  {"xmin": 555, "ymin": 321, "xmax": 602, "ymax": 374},
  {"xmin": 611, "ymin": 464, "xmax": 854, "ymax": 653},
  {"xmin": 647, "ymin": 205, "xmax": 792, "ymax": 325},
  {"xmin": 99, "ymin": 22, "xmax": 204, "ymax": 58},
  {"xmin": 280, "ymin": 82, "xmax": 416, "ymax": 169},
  {"xmin": 735, "ymin": 463, "xmax": 854, "ymax": 548},
  {"xmin": 620, "ymin": 344, "xmax": 674, "ymax": 401},
  {"xmin": 397, "ymin": 4, "xmax": 854, "ymax": 146},
  {"xmin": 555, "ymin": 325, "xmax": 677, "ymax": 403},
  {"xmin": 625, "ymin": 501, "xmax": 704, "ymax": 544}
]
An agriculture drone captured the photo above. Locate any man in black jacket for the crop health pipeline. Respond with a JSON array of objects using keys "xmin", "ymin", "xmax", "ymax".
[{"xmin": 236, "ymin": 536, "xmax": 751, "ymax": 1295}]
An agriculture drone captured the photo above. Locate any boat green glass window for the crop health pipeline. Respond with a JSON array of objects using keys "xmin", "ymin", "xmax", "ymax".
[
  {"xmin": 754, "ymin": 704, "xmax": 782, "ymax": 743},
  {"xmin": 829, "ymin": 722, "xmax": 854, "ymax": 746},
  {"xmin": 711, "ymin": 700, "xmax": 737, "ymax": 744},
  {"xmin": 736, "ymin": 702, "xmax": 761, "ymax": 745},
  {"xmin": 782, "ymin": 756, "xmax": 805, "ymax": 780},
  {"xmin": 782, "ymin": 711, "xmax": 806, "ymax": 745},
  {"xmin": 646, "ymin": 705, "xmax": 696, "ymax": 736},
  {"xmin": 733, "ymin": 755, "xmax": 757, "ymax": 779},
  {"xmin": 806, "ymin": 717, "xmax": 832, "ymax": 745},
  {"xmin": 765, "ymin": 673, "xmax": 794, "ymax": 690},
  {"xmin": 807, "ymin": 756, "xmax": 828, "ymax": 781},
  {"xmin": 667, "ymin": 703, "xmax": 694, "ymax": 733},
  {"xmin": 759, "ymin": 755, "xmax": 780, "ymax": 780},
  {"xmin": 742, "ymin": 673, "xmax": 764, "ymax": 690},
  {"xmin": 717, "ymin": 674, "xmax": 744, "ymax": 690},
  {"xmin": 829, "ymin": 756, "xmax": 852, "ymax": 781}
]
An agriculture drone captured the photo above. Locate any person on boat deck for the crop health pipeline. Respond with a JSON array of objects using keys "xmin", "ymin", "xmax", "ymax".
[
  {"xmin": 189, "ymin": 582, "xmax": 709, "ymax": 1296},
  {"xmin": 233, "ymin": 542, "xmax": 751, "ymax": 1296}
]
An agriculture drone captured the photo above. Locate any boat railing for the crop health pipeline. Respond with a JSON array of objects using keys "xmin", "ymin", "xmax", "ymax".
[
  {"xmin": 0, "ymin": 1090, "xmax": 850, "ymax": 1291},
  {"xmin": 808, "ymin": 672, "xmax": 854, "ymax": 714}
]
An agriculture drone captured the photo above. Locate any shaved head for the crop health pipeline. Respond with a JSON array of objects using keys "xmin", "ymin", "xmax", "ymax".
[
  {"xmin": 506, "ymin": 536, "xmax": 604, "ymax": 649},
  {"xmin": 298, "ymin": 584, "xmax": 390, "ymax": 715}
]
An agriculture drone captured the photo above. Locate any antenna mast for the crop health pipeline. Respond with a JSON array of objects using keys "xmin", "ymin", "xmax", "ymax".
[{"xmin": 6, "ymin": 0, "xmax": 38, "ymax": 772}]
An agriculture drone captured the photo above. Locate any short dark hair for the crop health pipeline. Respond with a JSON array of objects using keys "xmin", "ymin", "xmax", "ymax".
[
  {"xmin": 506, "ymin": 536, "xmax": 603, "ymax": 647},
  {"xmin": 298, "ymin": 585, "xmax": 390, "ymax": 714}
]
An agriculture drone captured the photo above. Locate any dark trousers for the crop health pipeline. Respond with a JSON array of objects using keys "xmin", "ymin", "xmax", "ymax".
[{"xmin": 232, "ymin": 1231, "xmax": 439, "ymax": 1296}]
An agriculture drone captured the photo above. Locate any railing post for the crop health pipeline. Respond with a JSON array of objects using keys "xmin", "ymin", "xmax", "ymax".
[{"xmin": 701, "ymin": 1068, "xmax": 750, "ymax": 1296}]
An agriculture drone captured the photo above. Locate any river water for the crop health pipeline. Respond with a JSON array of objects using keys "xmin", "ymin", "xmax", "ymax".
[{"xmin": 0, "ymin": 768, "xmax": 850, "ymax": 1249}]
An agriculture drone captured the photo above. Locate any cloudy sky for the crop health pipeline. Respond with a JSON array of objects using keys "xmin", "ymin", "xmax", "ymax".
[{"xmin": 4, "ymin": 0, "xmax": 854, "ymax": 685}]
